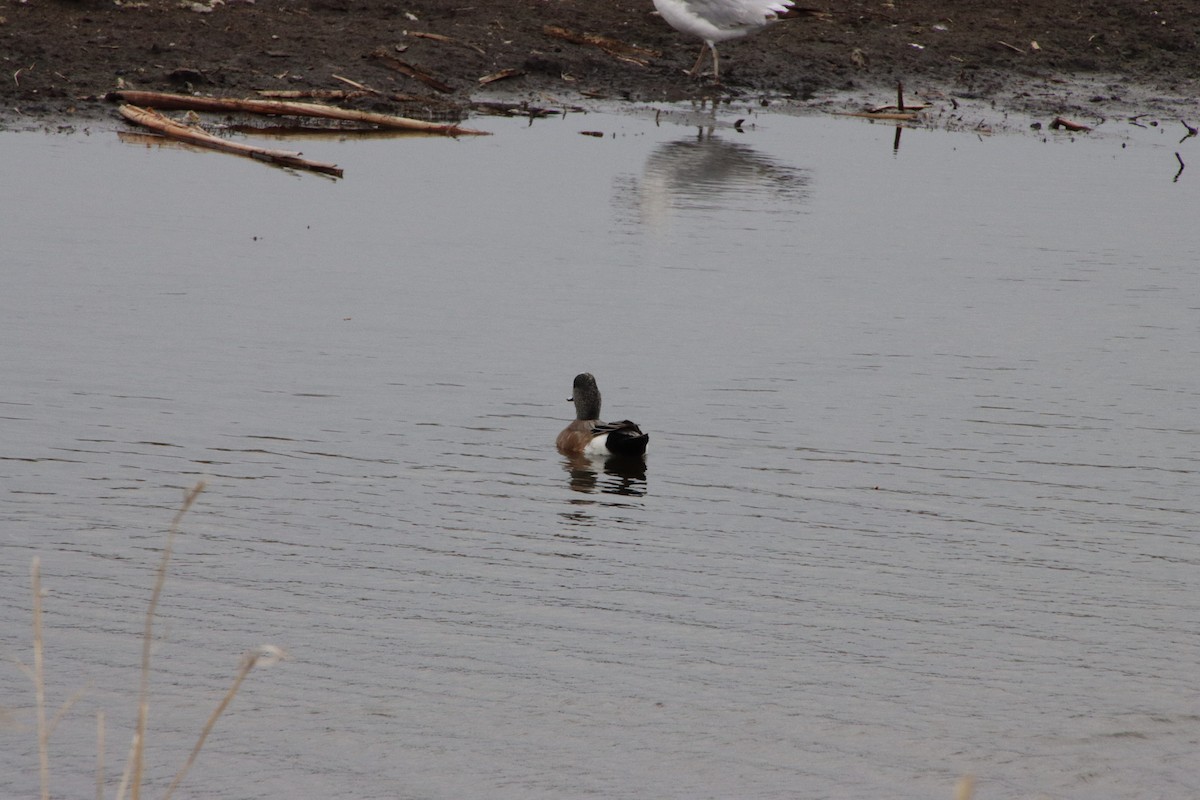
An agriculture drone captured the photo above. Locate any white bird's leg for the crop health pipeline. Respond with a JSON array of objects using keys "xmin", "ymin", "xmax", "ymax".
[
  {"xmin": 687, "ymin": 44, "xmax": 708, "ymax": 77},
  {"xmin": 710, "ymin": 44, "xmax": 721, "ymax": 83}
]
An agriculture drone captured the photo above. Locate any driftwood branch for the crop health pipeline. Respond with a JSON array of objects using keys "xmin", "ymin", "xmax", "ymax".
[
  {"xmin": 117, "ymin": 105, "xmax": 344, "ymax": 177},
  {"xmin": 106, "ymin": 90, "xmax": 488, "ymax": 135}
]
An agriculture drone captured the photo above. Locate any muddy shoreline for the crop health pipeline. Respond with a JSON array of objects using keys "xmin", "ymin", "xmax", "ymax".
[{"xmin": 2, "ymin": 0, "xmax": 1198, "ymax": 128}]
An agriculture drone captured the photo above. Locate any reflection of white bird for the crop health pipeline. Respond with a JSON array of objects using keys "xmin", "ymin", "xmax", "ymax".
[{"xmin": 652, "ymin": 0, "xmax": 796, "ymax": 82}]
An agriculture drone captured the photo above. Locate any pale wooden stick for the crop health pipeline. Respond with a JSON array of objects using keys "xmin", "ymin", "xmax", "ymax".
[{"xmin": 117, "ymin": 106, "xmax": 344, "ymax": 178}]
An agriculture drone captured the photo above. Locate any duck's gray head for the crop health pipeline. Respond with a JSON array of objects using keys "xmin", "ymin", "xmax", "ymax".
[{"xmin": 569, "ymin": 373, "xmax": 602, "ymax": 420}]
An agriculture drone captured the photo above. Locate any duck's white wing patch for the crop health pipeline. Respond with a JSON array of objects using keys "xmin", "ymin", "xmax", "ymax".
[{"xmin": 582, "ymin": 433, "xmax": 610, "ymax": 455}]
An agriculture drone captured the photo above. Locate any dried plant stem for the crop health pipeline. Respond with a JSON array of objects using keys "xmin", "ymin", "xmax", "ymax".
[
  {"xmin": 127, "ymin": 481, "xmax": 206, "ymax": 800},
  {"xmin": 161, "ymin": 649, "xmax": 265, "ymax": 800},
  {"xmin": 46, "ymin": 682, "xmax": 90, "ymax": 738},
  {"xmin": 114, "ymin": 732, "xmax": 137, "ymax": 800},
  {"xmin": 97, "ymin": 710, "xmax": 106, "ymax": 800},
  {"xmin": 32, "ymin": 556, "xmax": 50, "ymax": 800}
]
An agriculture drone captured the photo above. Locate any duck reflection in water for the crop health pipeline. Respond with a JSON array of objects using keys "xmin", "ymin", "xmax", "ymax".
[{"xmin": 563, "ymin": 451, "xmax": 647, "ymax": 496}]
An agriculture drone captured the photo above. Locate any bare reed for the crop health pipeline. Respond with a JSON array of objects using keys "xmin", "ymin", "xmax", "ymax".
[
  {"xmin": 127, "ymin": 480, "xmax": 205, "ymax": 800},
  {"xmin": 32, "ymin": 556, "xmax": 49, "ymax": 800}
]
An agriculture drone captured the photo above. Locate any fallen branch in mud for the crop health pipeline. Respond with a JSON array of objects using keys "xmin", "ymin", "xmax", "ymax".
[
  {"xmin": 1049, "ymin": 116, "xmax": 1092, "ymax": 132},
  {"xmin": 478, "ymin": 68, "xmax": 525, "ymax": 86},
  {"xmin": 407, "ymin": 30, "xmax": 488, "ymax": 56},
  {"xmin": 367, "ymin": 49, "xmax": 455, "ymax": 93},
  {"xmin": 117, "ymin": 104, "xmax": 344, "ymax": 177},
  {"xmin": 833, "ymin": 110, "xmax": 922, "ymax": 121},
  {"xmin": 542, "ymin": 25, "xmax": 660, "ymax": 66},
  {"xmin": 106, "ymin": 89, "xmax": 488, "ymax": 135}
]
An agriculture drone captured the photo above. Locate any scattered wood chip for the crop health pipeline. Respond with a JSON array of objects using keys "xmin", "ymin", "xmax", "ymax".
[
  {"xmin": 478, "ymin": 68, "xmax": 524, "ymax": 85},
  {"xmin": 996, "ymin": 40, "xmax": 1024, "ymax": 54},
  {"xmin": 367, "ymin": 49, "xmax": 454, "ymax": 93},
  {"xmin": 542, "ymin": 25, "xmax": 659, "ymax": 66}
]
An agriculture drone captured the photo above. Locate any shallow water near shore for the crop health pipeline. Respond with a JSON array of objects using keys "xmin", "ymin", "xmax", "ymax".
[{"xmin": 2, "ymin": 105, "xmax": 1198, "ymax": 799}]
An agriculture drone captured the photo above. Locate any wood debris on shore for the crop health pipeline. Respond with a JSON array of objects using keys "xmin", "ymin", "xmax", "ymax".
[
  {"xmin": 107, "ymin": 90, "xmax": 488, "ymax": 135},
  {"xmin": 108, "ymin": 89, "xmax": 490, "ymax": 176},
  {"xmin": 116, "ymin": 104, "xmax": 345, "ymax": 177}
]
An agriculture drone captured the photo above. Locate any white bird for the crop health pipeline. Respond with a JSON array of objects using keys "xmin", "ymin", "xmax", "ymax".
[{"xmin": 651, "ymin": 0, "xmax": 797, "ymax": 82}]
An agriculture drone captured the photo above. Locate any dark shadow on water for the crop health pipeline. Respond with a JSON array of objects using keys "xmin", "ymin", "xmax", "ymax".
[{"xmin": 562, "ymin": 452, "xmax": 647, "ymax": 497}]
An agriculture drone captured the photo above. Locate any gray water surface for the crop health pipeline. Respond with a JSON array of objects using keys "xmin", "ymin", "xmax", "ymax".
[{"xmin": 2, "ymin": 106, "xmax": 1198, "ymax": 799}]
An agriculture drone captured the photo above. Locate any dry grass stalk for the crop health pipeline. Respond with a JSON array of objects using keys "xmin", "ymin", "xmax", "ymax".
[
  {"xmin": 126, "ymin": 481, "xmax": 206, "ymax": 800},
  {"xmin": 162, "ymin": 645, "xmax": 287, "ymax": 800},
  {"xmin": 32, "ymin": 556, "xmax": 50, "ymax": 800},
  {"xmin": 28, "ymin": 481, "xmax": 285, "ymax": 800},
  {"xmin": 97, "ymin": 710, "xmax": 106, "ymax": 800},
  {"xmin": 114, "ymin": 732, "xmax": 137, "ymax": 800},
  {"xmin": 46, "ymin": 683, "xmax": 90, "ymax": 738}
]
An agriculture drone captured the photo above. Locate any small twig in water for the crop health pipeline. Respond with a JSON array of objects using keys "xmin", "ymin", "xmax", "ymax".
[
  {"xmin": 1179, "ymin": 120, "xmax": 1197, "ymax": 144},
  {"xmin": 1174, "ymin": 152, "xmax": 1185, "ymax": 182}
]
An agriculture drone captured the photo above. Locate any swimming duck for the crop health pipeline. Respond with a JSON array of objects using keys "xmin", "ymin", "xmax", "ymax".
[{"xmin": 556, "ymin": 373, "xmax": 649, "ymax": 457}]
